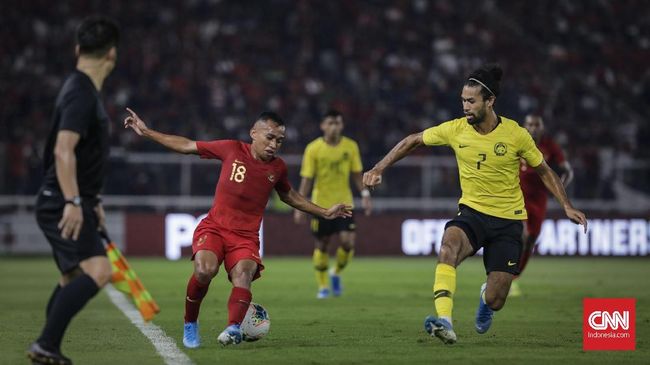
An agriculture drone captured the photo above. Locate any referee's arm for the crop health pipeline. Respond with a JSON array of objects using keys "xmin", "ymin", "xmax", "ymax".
[{"xmin": 54, "ymin": 130, "xmax": 83, "ymax": 240}]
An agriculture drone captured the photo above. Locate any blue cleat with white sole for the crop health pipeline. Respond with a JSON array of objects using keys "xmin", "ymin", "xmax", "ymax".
[
  {"xmin": 475, "ymin": 282, "xmax": 494, "ymax": 334},
  {"xmin": 217, "ymin": 324, "xmax": 243, "ymax": 346},
  {"xmin": 424, "ymin": 315, "xmax": 457, "ymax": 344},
  {"xmin": 317, "ymin": 288, "xmax": 330, "ymax": 299},
  {"xmin": 183, "ymin": 322, "xmax": 201, "ymax": 348}
]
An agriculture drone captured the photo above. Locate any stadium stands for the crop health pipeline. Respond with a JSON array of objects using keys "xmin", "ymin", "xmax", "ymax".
[{"xmin": 2, "ymin": 0, "xmax": 648, "ymax": 199}]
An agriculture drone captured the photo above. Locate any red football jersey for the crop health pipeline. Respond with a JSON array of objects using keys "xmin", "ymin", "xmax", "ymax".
[
  {"xmin": 519, "ymin": 135, "xmax": 565, "ymax": 199},
  {"xmin": 196, "ymin": 140, "xmax": 291, "ymax": 237}
]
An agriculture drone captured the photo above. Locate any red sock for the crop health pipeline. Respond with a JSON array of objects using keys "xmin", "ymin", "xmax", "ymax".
[
  {"xmin": 184, "ymin": 275, "xmax": 210, "ymax": 323},
  {"xmin": 227, "ymin": 287, "xmax": 252, "ymax": 326}
]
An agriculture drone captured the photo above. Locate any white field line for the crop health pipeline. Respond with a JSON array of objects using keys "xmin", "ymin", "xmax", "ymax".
[{"xmin": 105, "ymin": 284, "xmax": 195, "ymax": 365}]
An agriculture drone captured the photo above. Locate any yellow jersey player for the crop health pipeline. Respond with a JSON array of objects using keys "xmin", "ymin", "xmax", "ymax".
[
  {"xmin": 294, "ymin": 110, "xmax": 372, "ymax": 299},
  {"xmin": 363, "ymin": 64, "xmax": 587, "ymax": 344}
]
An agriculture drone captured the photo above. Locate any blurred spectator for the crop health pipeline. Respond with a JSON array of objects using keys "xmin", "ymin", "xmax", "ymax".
[{"xmin": 1, "ymin": 0, "xmax": 648, "ymax": 198}]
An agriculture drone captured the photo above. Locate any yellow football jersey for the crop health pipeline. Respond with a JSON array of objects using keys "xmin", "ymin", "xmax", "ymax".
[
  {"xmin": 423, "ymin": 116, "xmax": 543, "ymax": 220},
  {"xmin": 300, "ymin": 136, "xmax": 363, "ymax": 207}
]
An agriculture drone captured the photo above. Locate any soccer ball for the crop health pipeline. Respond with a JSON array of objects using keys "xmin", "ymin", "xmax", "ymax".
[{"xmin": 241, "ymin": 302, "xmax": 270, "ymax": 342}]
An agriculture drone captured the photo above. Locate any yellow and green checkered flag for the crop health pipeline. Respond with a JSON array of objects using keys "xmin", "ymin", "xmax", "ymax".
[{"xmin": 101, "ymin": 230, "xmax": 160, "ymax": 321}]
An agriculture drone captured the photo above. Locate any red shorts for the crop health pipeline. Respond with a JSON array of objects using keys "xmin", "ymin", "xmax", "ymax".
[
  {"xmin": 191, "ymin": 220, "xmax": 264, "ymax": 281},
  {"xmin": 524, "ymin": 196, "xmax": 547, "ymax": 237}
]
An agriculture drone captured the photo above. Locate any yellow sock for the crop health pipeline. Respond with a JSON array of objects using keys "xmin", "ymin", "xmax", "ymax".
[
  {"xmin": 313, "ymin": 249, "xmax": 329, "ymax": 289},
  {"xmin": 433, "ymin": 263, "xmax": 456, "ymax": 321},
  {"xmin": 334, "ymin": 247, "xmax": 354, "ymax": 274}
]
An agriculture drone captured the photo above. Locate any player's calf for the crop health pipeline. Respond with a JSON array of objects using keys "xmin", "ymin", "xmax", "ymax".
[{"xmin": 313, "ymin": 248, "xmax": 330, "ymax": 297}]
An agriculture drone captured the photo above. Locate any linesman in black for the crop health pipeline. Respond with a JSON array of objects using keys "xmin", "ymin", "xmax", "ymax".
[{"xmin": 27, "ymin": 16, "xmax": 120, "ymax": 365}]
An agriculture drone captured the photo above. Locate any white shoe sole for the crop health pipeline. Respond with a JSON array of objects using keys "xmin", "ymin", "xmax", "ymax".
[
  {"xmin": 183, "ymin": 338, "xmax": 200, "ymax": 349},
  {"xmin": 433, "ymin": 327, "xmax": 457, "ymax": 344},
  {"xmin": 217, "ymin": 333, "xmax": 241, "ymax": 346}
]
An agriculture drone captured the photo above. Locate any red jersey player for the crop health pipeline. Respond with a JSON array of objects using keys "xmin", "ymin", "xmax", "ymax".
[
  {"xmin": 512, "ymin": 115, "xmax": 573, "ymax": 296},
  {"xmin": 123, "ymin": 108, "xmax": 352, "ymax": 347}
]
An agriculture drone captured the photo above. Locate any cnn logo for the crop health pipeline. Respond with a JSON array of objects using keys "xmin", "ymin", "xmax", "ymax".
[
  {"xmin": 583, "ymin": 298, "xmax": 635, "ymax": 351},
  {"xmin": 587, "ymin": 310, "xmax": 629, "ymax": 330}
]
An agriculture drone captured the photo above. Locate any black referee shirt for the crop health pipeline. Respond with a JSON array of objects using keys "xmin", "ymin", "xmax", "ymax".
[{"xmin": 41, "ymin": 70, "xmax": 110, "ymax": 198}]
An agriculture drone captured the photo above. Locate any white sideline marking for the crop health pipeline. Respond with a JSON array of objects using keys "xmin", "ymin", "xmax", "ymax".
[{"xmin": 106, "ymin": 284, "xmax": 195, "ymax": 365}]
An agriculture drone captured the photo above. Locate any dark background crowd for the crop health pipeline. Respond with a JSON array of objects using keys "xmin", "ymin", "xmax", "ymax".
[{"xmin": 2, "ymin": 0, "xmax": 649, "ymax": 201}]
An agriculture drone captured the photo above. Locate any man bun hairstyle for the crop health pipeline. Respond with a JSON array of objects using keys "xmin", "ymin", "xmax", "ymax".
[
  {"xmin": 466, "ymin": 63, "xmax": 503, "ymax": 100},
  {"xmin": 257, "ymin": 111, "xmax": 285, "ymax": 126},
  {"xmin": 76, "ymin": 16, "xmax": 120, "ymax": 58}
]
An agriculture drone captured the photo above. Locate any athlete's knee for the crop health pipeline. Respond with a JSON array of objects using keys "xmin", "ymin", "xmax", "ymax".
[
  {"xmin": 315, "ymin": 238, "xmax": 329, "ymax": 252},
  {"xmin": 230, "ymin": 268, "xmax": 254, "ymax": 288},
  {"xmin": 194, "ymin": 262, "xmax": 219, "ymax": 283},
  {"xmin": 79, "ymin": 257, "xmax": 112, "ymax": 287},
  {"xmin": 438, "ymin": 241, "xmax": 460, "ymax": 265},
  {"xmin": 485, "ymin": 291, "xmax": 507, "ymax": 311},
  {"xmin": 340, "ymin": 240, "xmax": 354, "ymax": 251},
  {"xmin": 96, "ymin": 268, "xmax": 112, "ymax": 288},
  {"xmin": 61, "ymin": 267, "xmax": 83, "ymax": 286},
  {"xmin": 338, "ymin": 231, "xmax": 355, "ymax": 250},
  {"xmin": 87, "ymin": 260, "xmax": 112, "ymax": 287}
]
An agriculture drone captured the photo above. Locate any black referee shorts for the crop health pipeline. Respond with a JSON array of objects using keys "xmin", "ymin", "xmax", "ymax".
[
  {"xmin": 445, "ymin": 204, "xmax": 523, "ymax": 275},
  {"xmin": 35, "ymin": 189, "xmax": 105, "ymax": 274},
  {"xmin": 310, "ymin": 213, "xmax": 356, "ymax": 238}
]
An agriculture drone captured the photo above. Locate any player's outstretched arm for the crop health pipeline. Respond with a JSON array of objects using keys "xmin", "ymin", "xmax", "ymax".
[
  {"xmin": 534, "ymin": 160, "xmax": 587, "ymax": 232},
  {"xmin": 293, "ymin": 177, "xmax": 314, "ymax": 224},
  {"xmin": 279, "ymin": 188, "xmax": 352, "ymax": 220},
  {"xmin": 352, "ymin": 172, "xmax": 372, "ymax": 216},
  {"xmin": 362, "ymin": 132, "xmax": 424, "ymax": 188},
  {"xmin": 123, "ymin": 108, "xmax": 198, "ymax": 154},
  {"xmin": 559, "ymin": 160, "xmax": 574, "ymax": 187}
]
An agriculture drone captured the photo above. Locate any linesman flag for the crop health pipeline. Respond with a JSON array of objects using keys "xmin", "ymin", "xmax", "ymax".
[{"xmin": 100, "ymin": 230, "xmax": 160, "ymax": 321}]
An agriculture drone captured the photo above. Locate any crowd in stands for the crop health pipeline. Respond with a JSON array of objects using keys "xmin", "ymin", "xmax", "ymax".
[{"xmin": 2, "ymin": 0, "xmax": 648, "ymax": 201}]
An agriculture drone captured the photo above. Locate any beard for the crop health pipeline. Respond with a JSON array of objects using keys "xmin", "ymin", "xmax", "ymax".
[{"xmin": 466, "ymin": 111, "xmax": 485, "ymax": 125}]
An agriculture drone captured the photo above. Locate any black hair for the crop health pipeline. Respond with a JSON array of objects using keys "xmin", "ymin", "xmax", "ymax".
[
  {"xmin": 76, "ymin": 16, "xmax": 120, "ymax": 57},
  {"xmin": 323, "ymin": 109, "xmax": 342, "ymax": 119},
  {"xmin": 465, "ymin": 63, "xmax": 503, "ymax": 100},
  {"xmin": 257, "ymin": 111, "xmax": 285, "ymax": 126}
]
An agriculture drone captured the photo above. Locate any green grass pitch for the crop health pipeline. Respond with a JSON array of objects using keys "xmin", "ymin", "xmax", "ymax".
[{"xmin": 1, "ymin": 256, "xmax": 648, "ymax": 364}]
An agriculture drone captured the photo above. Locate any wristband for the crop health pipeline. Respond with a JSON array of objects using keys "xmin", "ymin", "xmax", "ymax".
[{"xmin": 361, "ymin": 189, "xmax": 371, "ymax": 198}]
